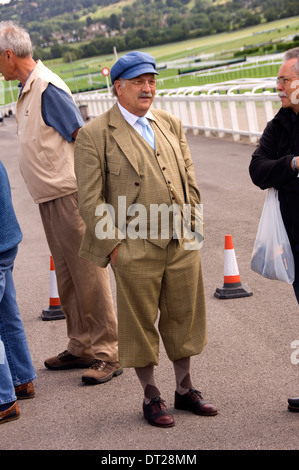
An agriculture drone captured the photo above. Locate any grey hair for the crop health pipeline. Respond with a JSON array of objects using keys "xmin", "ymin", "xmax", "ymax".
[
  {"xmin": 0, "ymin": 21, "xmax": 33, "ymax": 58},
  {"xmin": 112, "ymin": 78, "xmax": 126, "ymax": 97},
  {"xmin": 284, "ymin": 47, "xmax": 299, "ymax": 76},
  {"xmin": 112, "ymin": 85, "xmax": 118, "ymax": 97}
]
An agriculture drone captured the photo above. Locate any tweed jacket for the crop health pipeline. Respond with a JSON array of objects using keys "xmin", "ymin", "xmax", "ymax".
[{"xmin": 74, "ymin": 103, "xmax": 203, "ymax": 268}]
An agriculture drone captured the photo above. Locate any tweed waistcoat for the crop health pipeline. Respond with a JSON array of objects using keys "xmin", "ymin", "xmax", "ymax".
[{"xmin": 123, "ymin": 120, "xmax": 186, "ymax": 248}]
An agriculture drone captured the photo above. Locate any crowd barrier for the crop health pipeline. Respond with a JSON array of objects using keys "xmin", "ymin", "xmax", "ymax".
[
  {"xmin": 74, "ymin": 78, "xmax": 279, "ymax": 143},
  {"xmin": 1, "ymin": 78, "xmax": 280, "ymax": 143}
]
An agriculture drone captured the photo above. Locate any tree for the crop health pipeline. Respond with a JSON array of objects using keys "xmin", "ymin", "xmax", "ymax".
[
  {"xmin": 108, "ymin": 13, "xmax": 120, "ymax": 30},
  {"xmin": 50, "ymin": 43, "xmax": 64, "ymax": 59}
]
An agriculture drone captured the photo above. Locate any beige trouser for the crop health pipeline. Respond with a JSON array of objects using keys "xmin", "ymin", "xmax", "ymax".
[
  {"xmin": 39, "ymin": 192, "xmax": 118, "ymax": 362},
  {"xmin": 113, "ymin": 238, "xmax": 207, "ymax": 368}
]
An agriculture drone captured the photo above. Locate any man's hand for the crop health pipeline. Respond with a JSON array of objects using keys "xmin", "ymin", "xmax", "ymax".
[
  {"xmin": 72, "ymin": 127, "xmax": 81, "ymax": 141},
  {"xmin": 109, "ymin": 244, "xmax": 120, "ymax": 266}
]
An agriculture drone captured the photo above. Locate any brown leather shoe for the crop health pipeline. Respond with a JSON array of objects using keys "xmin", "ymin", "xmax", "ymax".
[
  {"xmin": 175, "ymin": 388, "xmax": 218, "ymax": 416},
  {"xmin": 15, "ymin": 382, "xmax": 35, "ymax": 400},
  {"xmin": 44, "ymin": 350, "xmax": 95, "ymax": 370},
  {"xmin": 143, "ymin": 397, "xmax": 175, "ymax": 428},
  {"xmin": 82, "ymin": 359, "xmax": 123, "ymax": 384},
  {"xmin": 0, "ymin": 402, "xmax": 20, "ymax": 425}
]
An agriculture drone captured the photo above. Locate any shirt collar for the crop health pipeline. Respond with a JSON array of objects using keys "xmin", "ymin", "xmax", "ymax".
[
  {"xmin": 117, "ymin": 102, "xmax": 155, "ymax": 125},
  {"xmin": 18, "ymin": 68, "xmax": 35, "ymax": 98}
]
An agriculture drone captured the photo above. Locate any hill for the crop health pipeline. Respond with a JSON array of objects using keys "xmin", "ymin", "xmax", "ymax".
[{"xmin": 0, "ymin": 0, "xmax": 299, "ymax": 61}]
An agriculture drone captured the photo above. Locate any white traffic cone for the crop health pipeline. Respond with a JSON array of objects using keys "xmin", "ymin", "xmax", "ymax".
[
  {"xmin": 214, "ymin": 234, "xmax": 252, "ymax": 299},
  {"xmin": 41, "ymin": 255, "xmax": 65, "ymax": 321}
]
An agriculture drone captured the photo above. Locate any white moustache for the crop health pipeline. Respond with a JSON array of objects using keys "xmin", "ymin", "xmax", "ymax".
[{"xmin": 278, "ymin": 92, "xmax": 288, "ymax": 98}]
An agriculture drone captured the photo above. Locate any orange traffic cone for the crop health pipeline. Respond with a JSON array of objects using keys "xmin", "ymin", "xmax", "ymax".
[
  {"xmin": 41, "ymin": 255, "xmax": 65, "ymax": 321},
  {"xmin": 214, "ymin": 234, "xmax": 252, "ymax": 299}
]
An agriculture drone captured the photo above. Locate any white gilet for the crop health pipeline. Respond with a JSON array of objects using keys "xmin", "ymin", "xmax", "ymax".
[{"xmin": 16, "ymin": 60, "xmax": 78, "ymax": 203}]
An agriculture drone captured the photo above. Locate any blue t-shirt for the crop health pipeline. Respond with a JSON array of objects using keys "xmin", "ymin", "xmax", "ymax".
[
  {"xmin": 0, "ymin": 161, "xmax": 22, "ymax": 254},
  {"xmin": 42, "ymin": 83, "xmax": 84, "ymax": 142}
]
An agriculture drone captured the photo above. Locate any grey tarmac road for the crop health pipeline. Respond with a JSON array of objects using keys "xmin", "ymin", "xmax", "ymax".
[{"xmin": 0, "ymin": 116, "xmax": 298, "ymax": 453}]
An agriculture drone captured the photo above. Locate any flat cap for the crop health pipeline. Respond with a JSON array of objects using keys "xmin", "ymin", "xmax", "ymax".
[{"xmin": 110, "ymin": 51, "xmax": 159, "ymax": 84}]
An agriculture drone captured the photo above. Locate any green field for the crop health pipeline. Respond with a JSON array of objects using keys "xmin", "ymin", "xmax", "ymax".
[
  {"xmin": 80, "ymin": 0, "xmax": 136, "ymax": 22},
  {"xmin": 78, "ymin": 0, "xmax": 218, "ymax": 22},
  {"xmin": 2, "ymin": 14, "xmax": 299, "ymax": 103}
]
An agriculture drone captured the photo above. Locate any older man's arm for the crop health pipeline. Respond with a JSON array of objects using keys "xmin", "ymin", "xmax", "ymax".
[{"xmin": 74, "ymin": 126, "xmax": 124, "ymax": 261}]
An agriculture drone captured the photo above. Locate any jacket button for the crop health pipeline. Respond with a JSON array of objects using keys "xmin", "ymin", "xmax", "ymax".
[{"xmin": 135, "ymin": 182, "xmax": 140, "ymax": 186}]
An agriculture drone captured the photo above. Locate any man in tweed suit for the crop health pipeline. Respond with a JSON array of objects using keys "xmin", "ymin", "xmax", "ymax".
[{"xmin": 74, "ymin": 51, "xmax": 217, "ymax": 427}]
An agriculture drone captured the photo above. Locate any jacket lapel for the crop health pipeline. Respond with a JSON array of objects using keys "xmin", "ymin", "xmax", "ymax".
[{"xmin": 109, "ymin": 104, "xmax": 140, "ymax": 175}]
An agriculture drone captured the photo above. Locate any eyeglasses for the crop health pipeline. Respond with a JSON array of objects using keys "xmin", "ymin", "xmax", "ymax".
[
  {"xmin": 126, "ymin": 78, "xmax": 157, "ymax": 88},
  {"xmin": 276, "ymin": 76, "xmax": 297, "ymax": 86}
]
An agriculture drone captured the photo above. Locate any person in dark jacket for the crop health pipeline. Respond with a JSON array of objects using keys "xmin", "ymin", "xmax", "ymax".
[{"xmin": 249, "ymin": 47, "xmax": 299, "ymax": 413}]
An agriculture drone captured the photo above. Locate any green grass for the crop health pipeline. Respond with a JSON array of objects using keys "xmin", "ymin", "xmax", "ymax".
[
  {"xmin": 145, "ymin": 16, "xmax": 299, "ymax": 62},
  {"xmin": 79, "ymin": 0, "xmax": 136, "ymax": 22},
  {"xmin": 79, "ymin": 0, "xmax": 239, "ymax": 22}
]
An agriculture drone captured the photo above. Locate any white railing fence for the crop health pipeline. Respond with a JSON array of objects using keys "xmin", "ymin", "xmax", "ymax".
[
  {"xmin": 1, "ymin": 78, "xmax": 280, "ymax": 143},
  {"xmin": 75, "ymin": 78, "xmax": 280, "ymax": 143}
]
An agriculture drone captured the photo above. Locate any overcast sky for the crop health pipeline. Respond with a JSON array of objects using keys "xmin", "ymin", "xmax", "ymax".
[{"xmin": 0, "ymin": 0, "xmax": 10, "ymax": 4}]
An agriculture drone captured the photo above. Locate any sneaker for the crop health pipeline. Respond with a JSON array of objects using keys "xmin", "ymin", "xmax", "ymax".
[
  {"xmin": 143, "ymin": 397, "xmax": 175, "ymax": 428},
  {"xmin": 15, "ymin": 382, "xmax": 35, "ymax": 399},
  {"xmin": 175, "ymin": 388, "xmax": 218, "ymax": 416},
  {"xmin": 44, "ymin": 350, "xmax": 95, "ymax": 370},
  {"xmin": 82, "ymin": 359, "xmax": 123, "ymax": 384},
  {"xmin": 0, "ymin": 402, "xmax": 20, "ymax": 425}
]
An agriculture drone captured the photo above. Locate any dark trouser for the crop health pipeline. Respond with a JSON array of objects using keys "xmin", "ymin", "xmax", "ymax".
[
  {"xmin": 39, "ymin": 192, "xmax": 119, "ymax": 361},
  {"xmin": 279, "ymin": 190, "xmax": 299, "ymax": 305},
  {"xmin": 292, "ymin": 245, "xmax": 299, "ymax": 304}
]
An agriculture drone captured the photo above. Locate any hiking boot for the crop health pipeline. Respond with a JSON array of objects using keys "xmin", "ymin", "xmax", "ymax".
[
  {"xmin": 44, "ymin": 350, "xmax": 94, "ymax": 370},
  {"xmin": 82, "ymin": 359, "xmax": 123, "ymax": 384}
]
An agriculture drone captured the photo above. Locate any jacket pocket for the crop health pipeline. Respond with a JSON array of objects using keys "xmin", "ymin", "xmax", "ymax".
[
  {"xmin": 37, "ymin": 150, "xmax": 58, "ymax": 175},
  {"xmin": 106, "ymin": 161, "xmax": 120, "ymax": 192}
]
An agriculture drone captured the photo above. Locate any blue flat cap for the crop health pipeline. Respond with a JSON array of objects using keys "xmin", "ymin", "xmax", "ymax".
[{"xmin": 110, "ymin": 51, "xmax": 159, "ymax": 84}]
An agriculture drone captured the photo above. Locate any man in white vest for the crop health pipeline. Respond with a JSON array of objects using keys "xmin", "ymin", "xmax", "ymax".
[{"xmin": 0, "ymin": 21, "xmax": 122, "ymax": 386}]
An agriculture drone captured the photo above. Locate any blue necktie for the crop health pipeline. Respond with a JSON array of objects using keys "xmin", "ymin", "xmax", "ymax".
[{"xmin": 137, "ymin": 117, "xmax": 155, "ymax": 149}]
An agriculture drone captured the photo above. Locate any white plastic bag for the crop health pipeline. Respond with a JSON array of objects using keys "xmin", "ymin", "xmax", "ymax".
[{"xmin": 251, "ymin": 188, "xmax": 295, "ymax": 284}]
